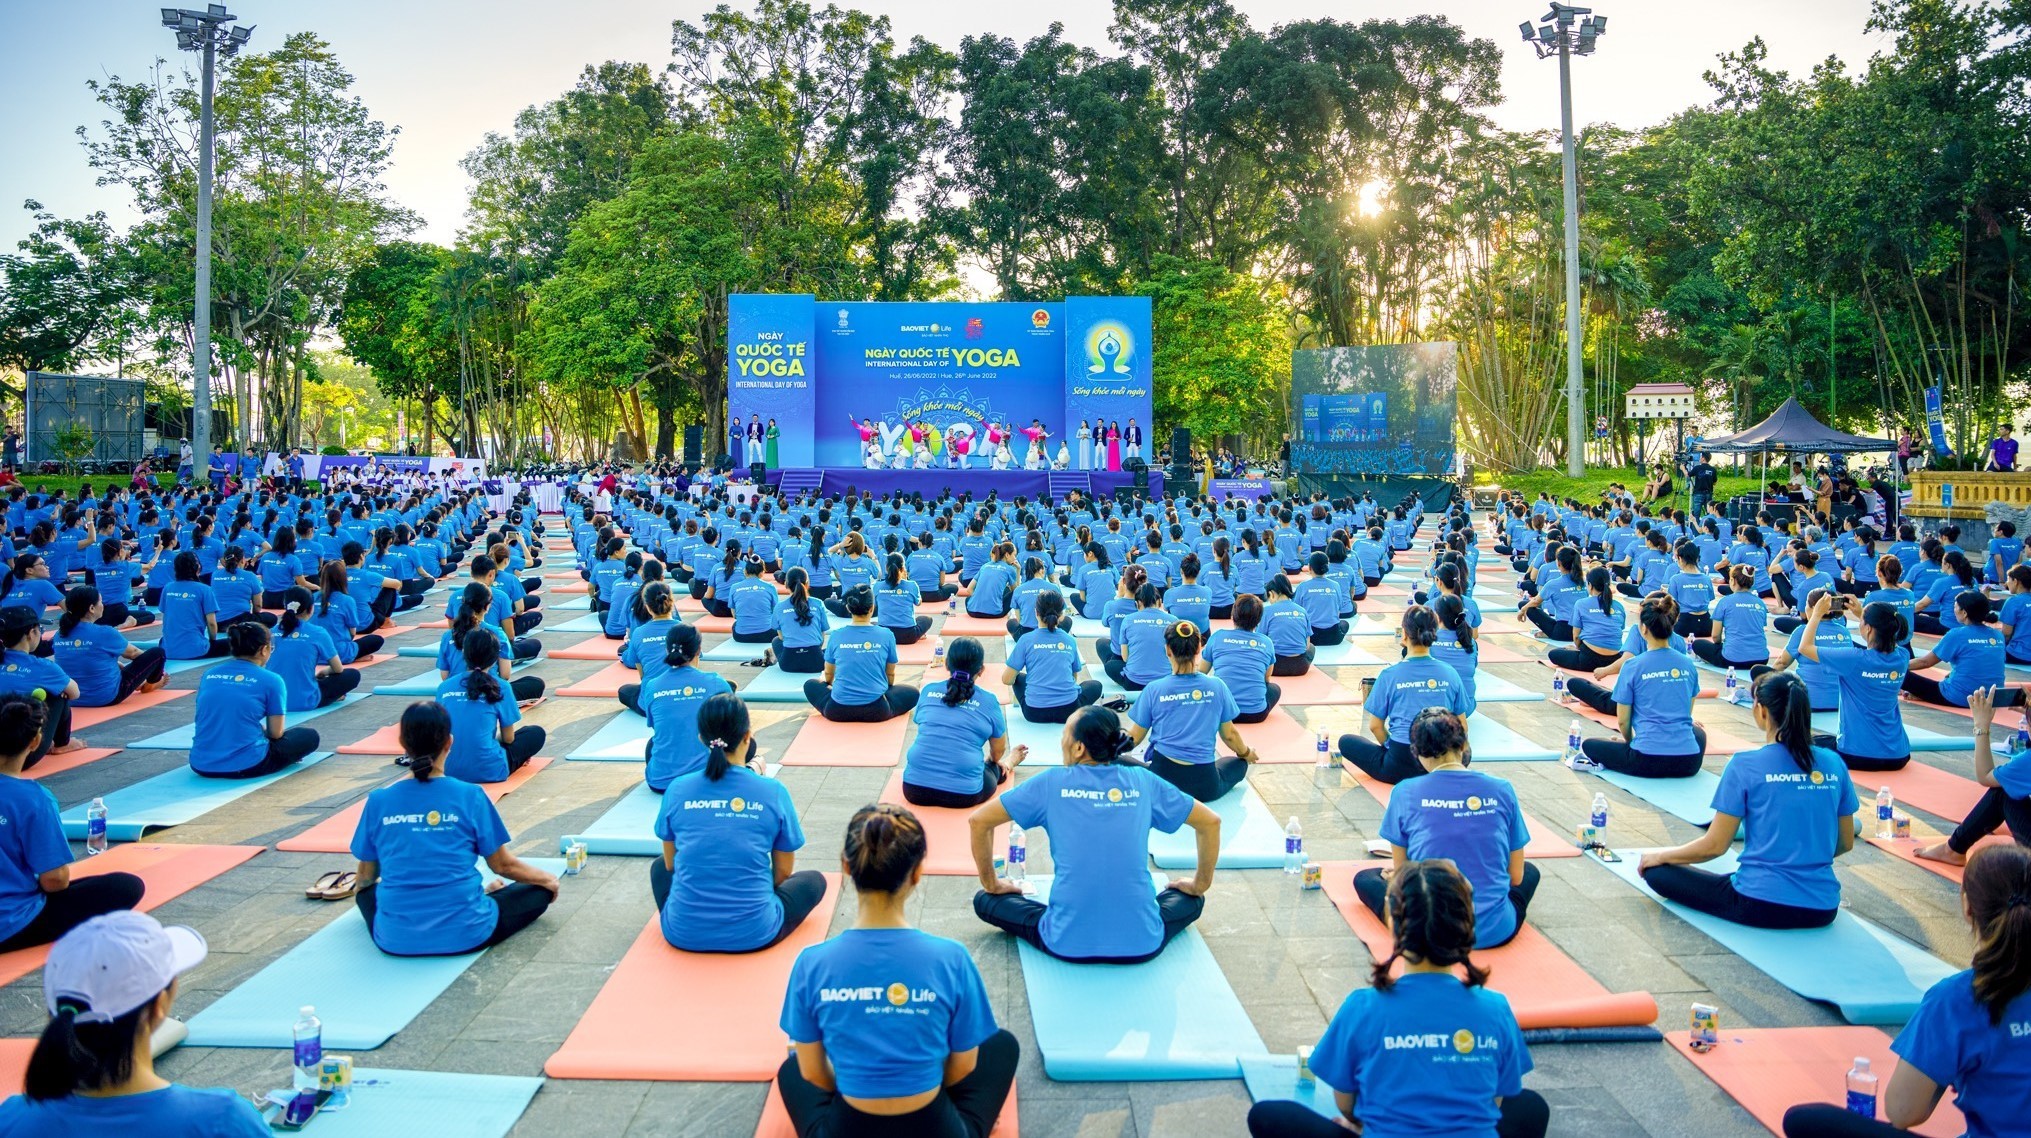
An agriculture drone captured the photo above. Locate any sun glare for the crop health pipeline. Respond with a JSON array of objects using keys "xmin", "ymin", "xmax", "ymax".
[{"xmin": 1356, "ymin": 179, "xmax": 1389, "ymax": 217}]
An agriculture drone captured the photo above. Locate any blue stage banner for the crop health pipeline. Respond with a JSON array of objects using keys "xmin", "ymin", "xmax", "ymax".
[
  {"xmin": 1063, "ymin": 296, "xmax": 1154, "ymax": 463},
  {"xmin": 812, "ymin": 302, "xmax": 1067, "ymax": 468},
  {"xmin": 728, "ymin": 294, "xmax": 818, "ymax": 466},
  {"xmin": 1923, "ymin": 385, "xmax": 1951, "ymax": 457}
]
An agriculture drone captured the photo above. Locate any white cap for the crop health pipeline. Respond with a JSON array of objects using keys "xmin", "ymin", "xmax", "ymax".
[{"xmin": 43, "ymin": 911, "xmax": 207, "ymax": 1024}]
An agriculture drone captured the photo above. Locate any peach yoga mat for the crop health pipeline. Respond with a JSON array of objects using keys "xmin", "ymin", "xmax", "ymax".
[
  {"xmin": 0, "ymin": 844, "xmax": 263, "ymax": 987},
  {"xmin": 276, "ymin": 759, "xmax": 554, "ymax": 854},
  {"xmin": 879, "ymin": 771, "xmax": 1005, "ymax": 874},
  {"xmin": 780, "ymin": 714, "xmax": 908, "ymax": 767},
  {"xmin": 1665, "ymin": 1027, "xmax": 1962, "ymax": 1137}
]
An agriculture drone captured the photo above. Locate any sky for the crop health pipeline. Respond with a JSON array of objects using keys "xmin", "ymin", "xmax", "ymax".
[{"xmin": 0, "ymin": 0, "xmax": 1890, "ymax": 254}]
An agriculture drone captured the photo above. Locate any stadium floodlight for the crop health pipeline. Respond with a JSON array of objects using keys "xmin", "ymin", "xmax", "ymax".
[
  {"xmin": 159, "ymin": 6, "xmax": 250, "ymax": 467},
  {"xmin": 1523, "ymin": 2, "xmax": 1608, "ymax": 477}
]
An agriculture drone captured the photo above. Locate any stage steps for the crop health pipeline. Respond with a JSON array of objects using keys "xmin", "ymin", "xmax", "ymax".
[
  {"xmin": 1046, "ymin": 471, "xmax": 1092, "ymax": 503},
  {"xmin": 777, "ymin": 469, "xmax": 826, "ymax": 498}
]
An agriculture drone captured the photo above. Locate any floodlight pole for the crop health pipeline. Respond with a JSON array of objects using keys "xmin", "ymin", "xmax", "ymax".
[
  {"xmin": 193, "ymin": 30, "xmax": 217, "ymax": 467},
  {"xmin": 1557, "ymin": 32, "xmax": 1584, "ymax": 479}
]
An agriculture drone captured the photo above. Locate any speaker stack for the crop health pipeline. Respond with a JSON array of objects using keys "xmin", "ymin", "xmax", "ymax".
[{"xmin": 1168, "ymin": 426, "xmax": 1193, "ymax": 491}]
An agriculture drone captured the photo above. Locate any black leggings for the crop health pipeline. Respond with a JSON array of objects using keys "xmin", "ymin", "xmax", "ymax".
[
  {"xmin": 1640, "ymin": 863, "xmax": 1836, "ymax": 928},
  {"xmin": 1013, "ymin": 675, "xmax": 1102, "ymax": 723},
  {"xmin": 1247, "ymin": 1092, "xmax": 1548, "ymax": 1138},
  {"xmin": 101, "ymin": 602, "xmax": 154, "ymax": 629},
  {"xmin": 198, "ymin": 727, "xmax": 320, "ymax": 779},
  {"xmin": 1523, "ymin": 606, "xmax": 1571, "ymax": 641},
  {"xmin": 1310, "ymin": 620, "xmax": 1349, "ymax": 646},
  {"xmin": 94, "ymin": 646, "xmax": 169, "ymax": 707},
  {"xmin": 974, "ymin": 888, "xmax": 1203, "ymax": 964},
  {"xmin": 349, "ymin": 634, "xmax": 386, "ymax": 659},
  {"xmin": 902, "ymin": 761, "xmax": 1008, "ymax": 809},
  {"xmin": 21, "ymin": 695, "xmax": 73, "ymax": 771},
  {"xmin": 1354, "ymin": 862, "xmax": 1540, "ymax": 948},
  {"xmin": 1949, "ymin": 786, "xmax": 2031, "ymax": 854},
  {"xmin": 1271, "ymin": 650, "xmax": 1314, "ymax": 677},
  {"xmin": 803, "ymin": 681, "xmax": 920, "ymax": 723},
  {"xmin": 355, "ymin": 880, "xmax": 554, "ymax": 956},
  {"xmin": 883, "ymin": 617, "xmax": 933, "ymax": 645},
  {"xmin": 1901, "ymin": 671, "xmax": 2023, "ymax": 709},
  {"xmin": 1232, "ymin": 684, "xmax": 1284, "ymax": 725},
  {"xmin": 0, "ymin": 872, "xmax": 146, "ymax": 953},
  {"xmin": 315, "ymin": 669, "xmax": 362, "ymax": 707},
  {"xmin": 732, "ymin": 627, "xmax": 776, "ymax": 644},
  {"xmin": 1781, "ymin": 1104, "xmax": 1907, "ymax": 1138},
  {"xmin": 1691, "ymin": 638, "xmax": 1766, "ymax": 671},
  {"xmin": 1675, "ymin": 611, "xmax": 1714, "ymax": 639},
  {"xmin": 1339, "ymin": 735, "xmax": 1421, "ymax": 784},
  {"xmin": 777, "ymin": 1027, "xmax": 1018, "ymax": 1138},
  {"xmin": 509, "ymin": 674, "xmax": 545, "ymax": 702},
  {"xmin": 1579, "ymin": 730, "xmax": 1706, "ymax": 779},
  {"xmin": 1101, "ymin": 656, "xmax": 1158, "ymax": 691},
  {"xmin": 648, "ymin": 863, "xmax": 827, "ymax": 951},
  {"xmin": 1563, "ymin": 677, "xmax": 1618, "ymax": 716},
  {"xmin": 1547, "ymin": 643, "xmax": 1618, "ymax": 673},
  {"xmin": 773, "ymin": 641, "xmax": 826, "ymax": 673},
  {"xmin": 503, "ymin": 726, "xmax": 545, "ymax": 774},
  {"xmin": 1131, "ymin": 747, "xmax": 1248, "ymax": 802}
]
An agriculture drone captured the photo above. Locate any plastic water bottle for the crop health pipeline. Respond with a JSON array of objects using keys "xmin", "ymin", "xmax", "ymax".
[
  {"xmin": 1314, "ymin": 732, "xmax": 1332, "ymax": 774},
  {"xmin": 84, "ymin": 798, "xmax": 108, "ymax": 856},
  {"xmin": 1724, "ymin": 667, "xmax": 1739, "ymax": 704},
  {"xmin": 946, "ymin": 595, "xmax": 957, "ymax": 614},
  {"xmin": 1875, "ymin": 787, "xmax": 1896, "ymax": 840},
  {"xmin": 1590, "ymin": 793, "xmax": 1609, "ymax": 848},
  {"xmin": 1283, "ymin": 817, "xmax": 1305, "ymax": 874},
  {"xmin": 1565, "ymin": 719, "xmax": 1583, "ymax": 763},
  {"xmin": 1552, "ymin": 671, "xmax": 1567, "ymax": 703},
  {"xmin": 1005, "ymin": 823, "xmax": 1027, "ymax": 884},
  {"xmin": 292, "ymin": 1005, "xmax": 323, "ymax": 1095},
  {"xmin": 1845, "ymin": 1056, "xmax": 1878, "ymax": 1118},
  {"xmin": 2014, "ymin": 713, "xmax": 2030, "ymax": 757},
  {"xmin": 933, "ymin": 642, "xmax": 945, "ymax": 669}
]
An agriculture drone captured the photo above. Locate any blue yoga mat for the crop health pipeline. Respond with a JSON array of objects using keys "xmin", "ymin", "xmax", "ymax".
[
  {"xmin": 163, "ymin": 655, "xmax": 223, "ymax": 676},
  {"xmin": 1596, "ymin": 768, "xmax": 1723, "ymax": 827},
  {"xmin": 551, "ymin": 612, "xmax": 607, "ymax": 633},
  {"xmin": 1008, "ymin": 715, "xmax": 1066, "ymax": 766},
  {"xmin": 1239, "ymin": 1055, "xmax": 1340, "ymax": 1120},
  {"xmin": 567, "ymin": 712, "xmax": 651, "ymax": 761},
  {"xmin": 1016, "ymin": 874, "xmax": 1269, "ymax": 1080},
  {"xmin": 1312, "ymin": 640, "xmax": 1386, "ymax": 666},
  {"xmin": 1095, "ymin": 674, "xmax": 1144, "ymax": 704},
  {"xmin": 740, "ymin": 665, "xmax": 814, "ymax": 703},
  {"xmin": 373, "ymin": 670, "xmax": 445, "ymax": 697},
  {"xmin": 394, "ymin": 643, "xmax": 440, "ymax": 658},
  {"xmin": 1148, "ymin": 780, "xmax": 1285, "ymax": 869},
  {"xmin": 1599, "ymin": 850, "xmax": 1955, "ymax": 1025},
  {"xmin": 128, "ymin": 696, "xmax": 368, "ymax": 751},
  {"xmin": 60, "ymin": 752, "xmax": 335, "ymax": 841},
  {"xmin": 1474, "ymin": 673, "xmax": 1547, "ymax": 703},
  {"xmin": 1346, "ymin": 614, "xmax": 1406, "ymax": 638},
  {"xmin": 552, "ymin": 594, "xmax": 593, "ymax": 611},
  {"xmin": 1465, "ymin": 715, "xmax": 1560, "ymax": 761},
  {"xmin": 1811, "ymin": 712, "xmax": 1978, "ymax": 754},
  {"xmin": 264, "ymin": 1069, "xmax": 543, "ymax": 1138},
  {"xmin": 703, "ymin": 638, "xmax": 769, "ymax": 662},
  {"xmin": 560, "ymin": 781, "xmax": 662, "ymax": 855}
]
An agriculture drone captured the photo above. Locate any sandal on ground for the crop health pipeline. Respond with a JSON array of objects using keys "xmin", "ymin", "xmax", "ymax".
[
  {"xmin": 316, "ymin": 871, "xmax": 358, "ymax": 902},
  {"xmin": 305, "ymin": 871, "xmax": 345, "ymax": 899}
]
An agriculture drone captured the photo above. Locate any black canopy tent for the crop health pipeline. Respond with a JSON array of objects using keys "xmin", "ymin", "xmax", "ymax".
[{"xmin": 1689, "ymin": 397, "xmax": 1895, "ymax": 518}]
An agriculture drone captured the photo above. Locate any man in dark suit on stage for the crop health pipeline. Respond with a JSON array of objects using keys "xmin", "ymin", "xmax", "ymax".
[{"xmin": 1124, "ymin": 418, "xmax": 1143, "ymax": 463}]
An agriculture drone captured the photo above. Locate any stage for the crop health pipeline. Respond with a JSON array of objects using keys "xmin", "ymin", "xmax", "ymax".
[{"xmin": 761, "ymin": 466, "xmax": 1165, "ymax": 500}]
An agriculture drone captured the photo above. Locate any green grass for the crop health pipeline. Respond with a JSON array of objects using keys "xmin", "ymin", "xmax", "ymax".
[{"xmin": 1472, "ymin": 464, "xmax": 1762, "ymax": 504}]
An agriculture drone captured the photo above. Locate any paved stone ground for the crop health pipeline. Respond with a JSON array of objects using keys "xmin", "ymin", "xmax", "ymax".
[{"xmin": 0, "ymin": 555, "xmax": 1990, "ymax": 1137}]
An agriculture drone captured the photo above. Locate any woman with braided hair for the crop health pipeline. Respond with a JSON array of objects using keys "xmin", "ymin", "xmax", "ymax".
[{"xmin": 1246, "ymin": 859, "xmax": 1547, "ymax": 1138}]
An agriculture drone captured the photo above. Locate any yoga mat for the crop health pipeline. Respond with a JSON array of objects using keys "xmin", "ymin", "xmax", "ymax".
[
  {"xmin": 0, "ymin": 1039, "xmax": 25, "ymax": 1099},
  {"xmin": 1595, "ymin": 768, "xmax": 1725, "ymax": 828},
  {"xmin": 1474, "ymin": 673, "xmax": 1547, "ymax": 703},
  {"xmin": 754, "ymin": 1082, "xmax": 1017, "ymax": 1138},
  {"xmin": 1666, "ymin": 1027, "xmax": 1964, "ymax": 1138},
  {"xmin": 1563, "ymin": 699, "xmax": 1749, "ymax": 757},
  {"xmin": 1473, "ymin": 643, "xmax": 1541, "ymax": 665},
  {"xmin": 1015, "ymin": 873, "xmax": 1268, "ymax": 1081},
  {"xmin": 186, "ymin": 858, "xmax": 566, "ymax": 1049},
  {"xmin": 372, "ymin": 670, "xmax": 444, "ymax": 697},
  {"xmin": 1863, "ymin": 833, "xmax": 2007, "ymax": 884},
  {"xmin": 338, "ymin": 724, "xmax": 405, "ymax": 755},
  {"xmin": 1148, "ymin": 780, "xmax": 1286, "ymax": 869},
  {"xmin": 550, "ymin": 612, "xmax": 607, "ymax": 633},
  {"xmin": 692, "ymin": 614, "xmax": 736, "ymax": 634},
  {"xmin": 551, "ymin": 594, "xmax": 594, "ymax": 611},
  {"xmin": 1320, "ymin": 861, "xmax": 1658, "ymax": 1030},
  {"xmin": 163, "ymin": 655, "xmax": 223, "ymax": 676},
  {"xmin": 780, "ymin": 713, "xmax": 908, "ymax": 767},
  {"xmin": 276, "ymin": 760, "xmax": 553, "ymax": 854},
  {"xmin": 1008, "ymin": 714, "xmax": 1068, "ymax": 766},
  {"xmin": 1343, "ymin": 769, "xmax": 1579, "ymax": 859},
  {"xmin": 703, "ymin": 638, "xmax": 771, "ymax": 662},
  {"xmin": 1309, "ymin": 640, "xmax": 1387, "ymax": 667},
  {"xmin": 941, "ymin": 613, "xmax": 1016, "ymax": 637},
  {"xmin": 1094, "ymin": 673, "xmax": 1143, "ymax": 704},
  {"xmin": 1346, "ymin": 614, "xmax": 1406, "ymax": 638},
  {"xmin": 1600, "ymin": 850, "xmax": 1955, "ymax": 1024},
  {"xmin": 1238, "ymin": 1055, "xmax": 1341, "ymax": 1121},
  {"xmin": 69, "ymin": 688, "xmax": 192, "ymax": 730},
  {"xmin": 1463, "ymin": 715, "xmax": 1561, "ymax": 761},
  {"xmin": 567, "ymin": 712, "xmax": 652, "ymax": 761},
  {"xmin": 395, "ymin": 644, "xmax": 439, "ymax": 657},
  {"xmin": 549, "ymin": 635, "xmax": 622, "ymax": 661},
  {"xmin": 59, "ymin": 753, "xmax": 335, "ymax": 841},
  {"xmin": 1848, "ymin": 760, "xmax": 1988, "ymax": 821},
  {"xmin": 560, "ymin": 780, "xmax": 663, "ymax": 855},
  {"xmin": 1268, "ymin": 668, "xmax": 1357, "ymax": 706},
  {"xmin": 1810, "ymin": 712, "xmax": 1978, "ymax": 754},
  {"xmin": 740, "ymin": 666, "xmax": 816, "ymax": 703},
  {"xmin": 544, "ymin": 876, "xmax": 843, "ymax": 1081},
  {"xmin": 21, "ymin": 747, "xmax": 122, "ymax": 780},
  {"xmin": 879, "ymin": 771, "xmax": 1003, "ymax": 874},
  {"xmin": 0, "ymin": 844, "xmax": 264, "ymax": 987},
  {"xmin": 559, "ymin": 662, "xmax": 636, "ymax": 699},
  {"xmin": 1220, "ymin": 708, "xmax": 1322, "ymax": 763},
  {"xmin": 282, "ymin": 1069, "xmax": 543, "ymax": 1138}
]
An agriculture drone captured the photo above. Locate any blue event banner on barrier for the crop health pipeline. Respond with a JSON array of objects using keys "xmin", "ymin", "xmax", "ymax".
[{"xmin": 727, "ymin": 294, "xmax": 1151, "ymax": 468}]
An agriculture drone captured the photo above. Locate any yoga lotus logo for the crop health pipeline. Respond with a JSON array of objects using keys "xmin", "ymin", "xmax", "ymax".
[
  {"xmin": 1084, "ymin": 320, "xmax": 1134, "ymax": 375},
  {"xmin": 1107, "ymin": 788, "xmax": 1123, "ymax": 803},
  {"xmin": 887, "ymin": 983, "xmax": 910, "ymax": 1007},
  {"xmin": 1453, "ymin": 1029, "xmax": 1477, "ymax": 1054},
  {"xmin": 426, "ymin": 811, "xmax": 442, "ymax": 827}
]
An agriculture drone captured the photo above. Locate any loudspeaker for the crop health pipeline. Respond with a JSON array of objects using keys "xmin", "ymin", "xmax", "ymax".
[
  {"xmin": 1171, "ymin": 426, "xmax": 1190, "ymax": 462},
  {"xmin": 1170, "ymin": 464, "xmax": 1193, "ymax": 490},
  {"xmin": 1132, "ymin": 466, "xmax": 1150, "ymax": 495},
  {"xmin": 683, "ymin": 425, "xmax": 702, "ymax": 465},
  {"xmin": 749, "ymin": 461, "xmax": 767, "ymax": 483},
  {"xmin": 1125, "ymin": 457, "xmax": 1147, "ymax": 474}
]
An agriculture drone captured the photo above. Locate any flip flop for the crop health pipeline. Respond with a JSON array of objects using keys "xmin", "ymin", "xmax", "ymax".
[
  {"xmin": 305, "ymin": 870, "xmax": 345, "ymax": 899},
  {"xmin": 316, "ymin": 871, "xmax": 358, "ymax": 902}
]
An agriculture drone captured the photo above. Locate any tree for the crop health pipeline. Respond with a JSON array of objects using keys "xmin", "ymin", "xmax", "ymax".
[
  {"xmin": 0, "ymin": 204, "xmax": 142, "ymax": 402},
  {"xmin": 1138, "ymin": 256, "xmax": 1291, "ymax": 446}
]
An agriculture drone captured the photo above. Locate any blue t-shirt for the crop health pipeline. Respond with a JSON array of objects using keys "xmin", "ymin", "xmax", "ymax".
[
  {"xmin": 1891, "ymin": 971, "xmax": 2031, "ymax": 1138},
  {"xmin": 0, "ymin": 577, "xmax": 63, "ymax": 616},
  {"xmin": 1381, "ymin": 769, "xmax": 1529, "ymax": 948},
  {"xmin": 1011, "ymin": 578, "xmax": 1061, "ymax": 629},
  {"xmin": 1785, "ymin": 622, "xmax": 1854, "ymax": 711},
  {"xmin": 158, "ymin": 581, "xmax": 218, "ymax": 659},
  {"xmin": 349, "ymin": 776, "xmax": 512, "ymax": 955},
  {"xmin": 1203, "ymin": 628, "xmax": 1274, "ymax": 715},
  {"xmin": 1115, "ymin": 606, "xmax": 1177, "ymax": 685},
  {"xmin": 1128, "ymin": 671, "xmax": 1238, "ymax": 763},
  {"xmin": 1006, "ymin": 628, "xmax": 1083, "ymax": 708},
  {"xmin": 268, "ymin": 623, "xmax": 339, "ymax": 712},
  {"xmin": 1935, "ymin": 623, "xmax": 2008, "ymax": 706},
  {"xmin": 1815, "ymin": 645, "xmax": 1911, "ymax": 760},
  {"xmin": 873, "ymin": 579, "xmax": 922, "ymax": 630},
  {"xmin": 189, "ymin": 660, "xmax": 286, "ymax": 776},
  {"xmin": 1162, "ymin": 583, "xmax": 1211, "ymax": 634},
  {"xmin": 0, "ymin": 1084, "xmax": 270, "ymax": 1138},
  {"xmin": 1713, "ymin": 743, "xmax": 1857, "ymax": 910},
  {"xmin": 51, "ymin": 621, "xmax": 130, "ymax": 707},
  {"xmin": 0, "ymin": 774, "xmax": 67, "ymax": 942},
  {"xmin": 1294, "ymin": 577, "xmax": 1344, "ymax": 628},
  {"xmin": 1367, "ymin": 655, "xmax": 1468, "ymax": 744},
  {"xmin": 965, "ymin": 561, "xmax": 1019, "ymax": 617},
  {"xmin": 619, "ymin": 617, "xmax": 682, "ymax": 688},
  {"xmin": 642, "ymin": 665, "xmax": 735, "ymax": 791},
  {"xmin": 309, "ymin": 592, "xmax": 368, "ymax": 664},
  {"xmin": 1712, "ymin": 590, "xmax": 1769, "ymax": 664},
  {"xmin": 1571, "ymin": 596, "xmax": 1625, "ymax": 653},
  {"xmin": 256, "ymin": 551, "xmax": 298, "ymax": 592},
  {"xmin": 1260, "ymin": 598, "xmax": 1312, "ymax": 657},
  {"xmin": 210, "ymin": 568, "xmax": 260, "ymax": 619},
  {"xmin": 773, "ymin": 597, "xmax": 830, "ymax": 649},
  {"xmin": 1610, "ymin": 647, "xmax": 1703, "ymax": 756},
  {"xmin": 437, "ymin": 674, "xmax": 522, "ymax": 784},
  {"xmin": 728, "ymin": 577, "xmax": 779, "ymax": 635},
  {"xmin": 1309, "ymin": 974, "xmax": 1530, "ymax": 1138},
  {"xmin": 2002, "ymin": 593, "xmax": 2031, "ymax": 660},
  {"xmin": 999, "ymin": 762, "xmax": 1195, "ymax": 958},
  {"xmin": 655, "ymin": 766, "xmax": 803, "ymax": 952},
  {"xmin": 781, "ymin": 928, "xmax": 998, "ymax": 1099},
  {"xmin": 823, "ymin": 624, "xmax": 898, "ymax": 706},
  {"xmin": 904, "ymin": 682, "xmax": 1007, "ymax": 795},
  {"xmin": 1667, "ymin": 570, "xmax": 1715, "ymax": 614}
]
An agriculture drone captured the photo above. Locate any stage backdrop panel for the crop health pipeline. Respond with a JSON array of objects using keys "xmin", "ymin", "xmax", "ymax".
[
  {"xmin": 1063, "ymin": 296, "xmax": 1154, "ymax": 457},
  {"xmin": 1289, "ymin": 344, "xmax": 1459, "ymax": 477},
  {"xmin": 728, "ymin": 294, "xmax": 819, "ymax": 467}
]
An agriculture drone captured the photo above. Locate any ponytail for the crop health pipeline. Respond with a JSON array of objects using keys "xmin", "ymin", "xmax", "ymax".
[
  {"xmin": 1963, "ymin": 845, "xmax": 2031, "ymax": 1024},
  {"xmin": 460, "ymin": 630, "xmax": 504, "ymax": 704},
  {"xmin": 785, "ymin": 567, "xmax": 812, "ymax": 625},
  {"xmin": 662, "ymin": 622, "xmax": 702, "ymax": 669},
  {"xmin": 1371, "ymin": 859, "xmax": 1487, "ymax": 993},
  {"xmin": 1068, "ymin": 704, "xmax": 1132, "ymax": 764},
  {"xmin": 1433, "ymin": 594, "xmax": 1475, "ymax": 655},
  {"xmin": 1754, "ymin": 670, "xmax": 1816, "ymax": 773},
  {"xmin": 277, "ymin": 586, "xmax": 312, "ymax": 636},
  {"xmin": 941, "ymin": 637, "xmax": 983, "ymax": 707},
  {"xmin": 397, "ymin": 701, "xmax": 450, "ymax": 780},
  {"xmin": 697, "ymin": 692, "xmax": 750, "ymax": 782},
  {"xmin": 23, "ymin": 999, "xmax": 150, "ymax": 1101},
  {"xmin": 58, "ymin": 586, "xmax": 97, "ymax": 637}
]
